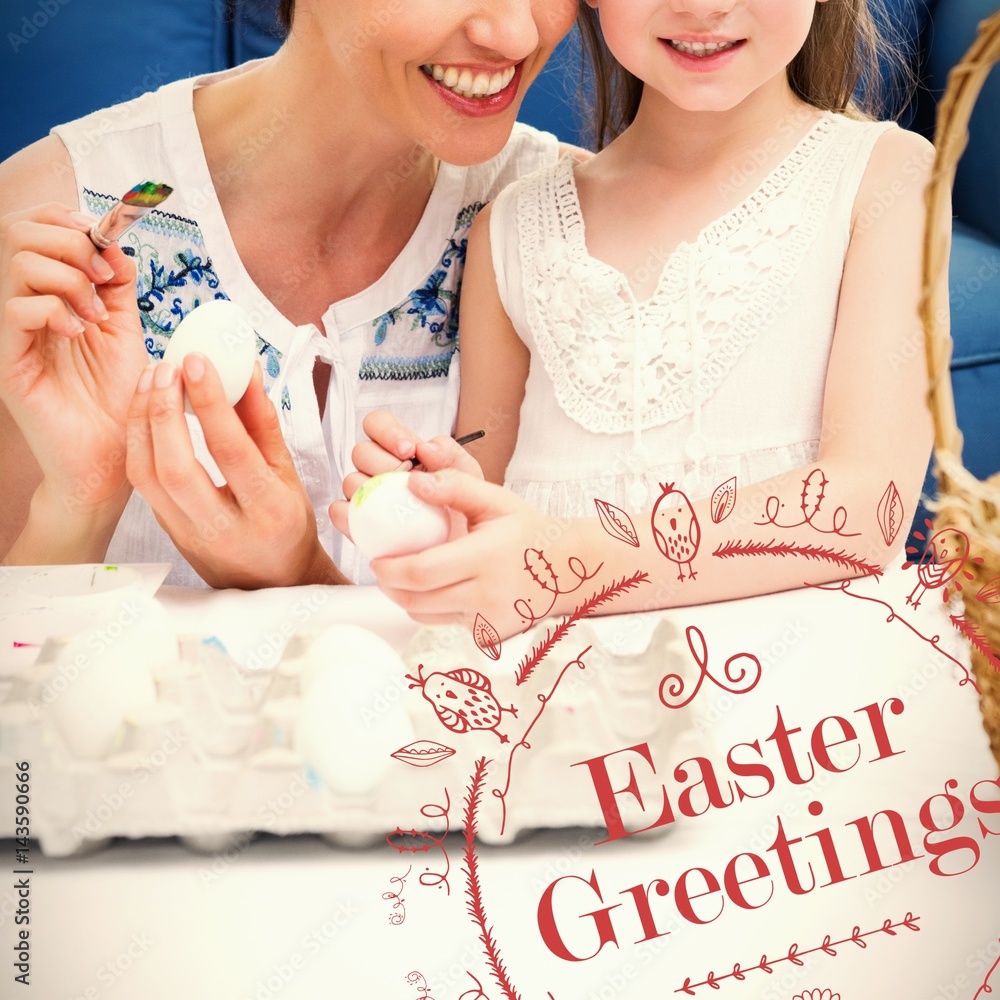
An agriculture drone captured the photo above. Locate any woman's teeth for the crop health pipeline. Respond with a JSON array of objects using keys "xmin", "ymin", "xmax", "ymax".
[
  {"xmin": 421, "ymin": 64, "xmax": 516, "ymax": 98},
  {"xmin": 667, "ymin": 39, "xmax": 739, "ymax": 57}
]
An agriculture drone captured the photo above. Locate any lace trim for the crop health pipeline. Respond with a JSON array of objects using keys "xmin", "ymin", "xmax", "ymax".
[{"xmin": 515, "ymin": 114, "xmax": 862, "ymax": 436}]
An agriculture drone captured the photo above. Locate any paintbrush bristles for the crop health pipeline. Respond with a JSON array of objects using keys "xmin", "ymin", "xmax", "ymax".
[{"xmin": 121, "ymin": 181, "xmax": 173, "ymax": 208}]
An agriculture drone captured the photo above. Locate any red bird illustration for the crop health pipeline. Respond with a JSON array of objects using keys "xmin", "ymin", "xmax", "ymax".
[
  {"xmin": 906, "ymin": 528, "xmax": 970, "ymax": 608},
  {"xmin": 651, "ymin": 482, "xmax": 701, "ymax": 581},
  {"xmin": 405, "ymin": 664, "xmax": 517, "ymax": 743}
]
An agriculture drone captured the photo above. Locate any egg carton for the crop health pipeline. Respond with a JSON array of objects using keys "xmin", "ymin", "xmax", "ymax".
[{"xmin": 0, "ymin": 616, "xmax": 695, "ymax": 857}]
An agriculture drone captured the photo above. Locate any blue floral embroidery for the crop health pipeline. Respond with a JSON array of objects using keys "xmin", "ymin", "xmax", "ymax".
[
  {"xmin": 364, "ymin": 202, "xmax": 485, "ymax": 380},
  {"xmin": 281, "ymin": 386, "xmax": 291, "ymax": 411}
]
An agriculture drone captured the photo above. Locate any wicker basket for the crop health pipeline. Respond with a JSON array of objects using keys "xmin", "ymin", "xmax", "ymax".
[{"xmin": 921, "ymin": 8, "xmax": 1000, "ymax": 771}]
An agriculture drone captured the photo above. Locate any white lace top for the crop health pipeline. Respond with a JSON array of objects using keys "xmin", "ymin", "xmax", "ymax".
[
  {"xmin": 490, "ymin": 112, "xmax": 895, "ymax": 516},
  {"xmin": 52, "ymin": 63, "xmax": 559, "ymax": 585}
]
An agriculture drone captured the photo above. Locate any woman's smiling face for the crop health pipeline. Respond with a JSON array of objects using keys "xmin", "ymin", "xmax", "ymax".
[{"xmin": 292, "ymin": 0, "xmax": 577, "ymax": 165}]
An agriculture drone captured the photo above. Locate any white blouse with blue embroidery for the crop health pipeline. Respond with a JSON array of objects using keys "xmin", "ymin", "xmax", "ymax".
[{"xmin": 52, "ymin": 64, "xmax": 559, "ymax": 585}]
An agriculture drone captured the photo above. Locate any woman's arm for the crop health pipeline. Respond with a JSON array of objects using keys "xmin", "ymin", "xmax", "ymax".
[
  {"xmin": 0, "ymin": 136, "xmax": 146, "ymax": 564},
  {"xmin": 368, "ymin": 128, "xmax": 942, "ymax": 635}
]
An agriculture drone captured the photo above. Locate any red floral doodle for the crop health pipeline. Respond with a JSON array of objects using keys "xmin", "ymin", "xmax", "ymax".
[
  {"xmin": 383, "ymin": 866, "xmax": 410, "ymax": 926},
  {"xmin": 951, "ymin": 614, "xmax": 1000, "ymax": 671},
  {"xmin": 710, "ymin": 477, "xmax": 737, "ymax": 524},
  {"xmin": 794, "ymin": 991, "xmax": 841, "ymax": 1000},
  {"xmin": 458, "ymin": 973, "xmax": 492, "ymax": 1000},
  {"xmin": 463, "ymin": 758, "xmax": 526, "ymax": 1000},
  {"xmin": 407, "ymin": 664, "xmax": 518, "ymax": 744},
  {"xmin": 406, "ymin": 971, "xmax": 435, "ymax": 999},
  {"xmin": 977, "ymin": 577, "xmax": 1000, "ymax": 605},
  {"xmin": 514, "ymin": 550, "xmax": 604, "ymax": 627},
  {"xmin": 474, "ymin": 614, "xmax": 503, "ymax": 661},
  {"xmin": 515, "ymin": 572, "xmax": 650, "ymax": 687},
  {"xmin": 755, "ymin": 468, "xmax": 860, "ymax": 537},
  {"xmin": 903, "ymin": 523, "xmax": 979, "ymax": 607},
  {"xmin": 659, "ymin": 625, "xmax": 762, "ymax": 710},
  {"xmin": 713, "ymin": 538, "xmax": 883, "ymax": 576},
  {"xmin": 674, "ymin": 914, "xmax": 919, "ymax": 995},
  {"xmin": 391, "ymin": 740, "xmax": 456, "ymax": 768},
  {"xmin": 652, "ymin": 482, "xmax": 701, "ymax": 581},
  {"xmin": 877, "ymin": 481, "xmax": 904, "ymax": 546},
  {"xmin": 496, "ymin": 647, "xmax": 592, "ymax": 836},
  {"xmin": 387, "ymin": 790, "xmax": 452, "ymax": 895},
  {"xmin": 808, "ymin": 579, "xmax": 979, "ymax": 692},
  {"xmin": 974, "ymin": 939, "xmax": 1000, "ymax": 999},
  {"xmin": 594, "ymin": 498, "xmax": 641, "ymax": 547}
]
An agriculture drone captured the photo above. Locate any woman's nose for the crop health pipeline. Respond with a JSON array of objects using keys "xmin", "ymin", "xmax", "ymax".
[{"xmin": 464, "ymin": 0, "xmax": 541, "ymax": 62}]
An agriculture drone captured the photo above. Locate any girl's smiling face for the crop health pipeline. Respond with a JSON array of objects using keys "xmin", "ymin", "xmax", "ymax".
[
  {"xmin": 293, "ymin": 0, "xmax": 577, "ymax": 165},
  {"xmin": 587, "ymin": 0, "xmax": 825, "ymax": 114}
]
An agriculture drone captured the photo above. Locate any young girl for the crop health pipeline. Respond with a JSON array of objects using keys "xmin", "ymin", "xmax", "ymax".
[
  {"xmin": 337, "ymin": 0, "xmax": 947, "ymax": 638},
  {"xmin": 334, "ymin": 0, "xmax": 960, "ymax": 631}
]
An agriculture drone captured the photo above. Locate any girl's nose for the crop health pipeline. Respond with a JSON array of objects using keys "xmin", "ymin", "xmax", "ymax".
[
  {"xmin": 668, "ymin": 0, "xmax": 738, "ymax": 16},
  {"xmin": 464, "ymin": 0, "xmax": 541, "ymax": 62}
]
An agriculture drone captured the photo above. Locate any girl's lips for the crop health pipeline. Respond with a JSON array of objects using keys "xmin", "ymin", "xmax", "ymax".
[
  {"xmin": 423, "ymin": 62, "xmax": 524, "ymax": 118},
  {"xmin": 660, "ymin": 38, "xmax": 746, "ymax": 74}
]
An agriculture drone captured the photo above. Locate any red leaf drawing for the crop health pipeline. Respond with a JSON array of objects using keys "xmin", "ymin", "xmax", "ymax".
[
  {"xmin": 524, "ymin": 548, "xmax": 558, "ymax": 592},
  {"xmin": 390, "ymin": 740, "xmax": 456, "ymax": 768},
  {"xmin": 977, "ymin": 576, "xmax": 1000, "ymax": 605},
  {"xmin": 877, "ymin": 481, "xmax": 904, "ymax": 546},
  {"xmin": 473, "ymin": 613, "xmax": 502, "ymax": 660},
  {"xmin": 710, "ymin": 477, "xmax": 737, "ymax": 524},
  {"xmin": 594, "ymin": 498, "xmax": 640, "ymax": 547},
  {"xmin": 800, "ymin": 469, "xmax": 828, "ymax": 522}
]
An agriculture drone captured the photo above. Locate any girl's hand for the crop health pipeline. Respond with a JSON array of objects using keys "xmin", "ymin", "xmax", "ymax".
[
  {"xmin": 367, "ymin": 468, "xmax": 567, "ymax": 638},
  {"xmin": 0, "ymin": 203, "xmax": 146, "ymax": 516},
  {"xmin": 331, "ymin": 410, "xmax": 484, "ymax": 544},
  {"xmin": 126, "ymin": 354, "xmax": 348, "ymax": 588}
]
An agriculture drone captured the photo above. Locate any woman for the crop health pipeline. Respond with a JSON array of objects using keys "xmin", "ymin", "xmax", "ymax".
[{"xmin": 0, "ymin": 0, "xmax": 578, "ymax": 587}]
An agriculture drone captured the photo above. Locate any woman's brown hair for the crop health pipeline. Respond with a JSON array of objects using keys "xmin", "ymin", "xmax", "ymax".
[
  {"xmin": 278, "ymin": 0, "xmax": 294, "ymax": 31},
  {"xmin": 577, "ymin": 0, "xmax": 911, "ymax": 150}
]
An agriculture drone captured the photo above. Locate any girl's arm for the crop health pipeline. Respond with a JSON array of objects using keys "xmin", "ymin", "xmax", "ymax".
[
  {"xmin": 454, "ymin": 204, "xmax": 529, "ymax": 484},
  {"xmin": 369, "ymin": 128, "xmax": 943, "ymax": 636}
]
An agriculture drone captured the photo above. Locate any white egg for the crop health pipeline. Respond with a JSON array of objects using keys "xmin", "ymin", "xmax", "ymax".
[
  {"xmin": 348, "ymin": 470, "xmax": 450, "ymax": 560},
  {"xmin": 162, "ymin": 299, "xmax": 257, "ymax": 410},
  {"xmin": 295, "ymin": 626, "xmax": 414, "ymax": 796},
  {"xmin": 47, "ymin": 595, "xmax": 177, "ymax": 759}
]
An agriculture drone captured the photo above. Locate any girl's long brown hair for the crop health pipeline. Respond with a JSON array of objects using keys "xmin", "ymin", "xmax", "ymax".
[{"xmin": 577, "ymin": 0, "xmax": 911, "ymax": 150}]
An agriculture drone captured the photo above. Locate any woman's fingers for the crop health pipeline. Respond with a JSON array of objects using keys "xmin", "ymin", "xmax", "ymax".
[
  {"xmin": 2, "ymin": 217, "xmax": 114, "ymax": 286},
  {"xmin": 125, "ymin": 366, "xmax": 195, "ymax": 532},
  {"xmin": 231, "ymin": 363, "xmax": 295, "ymax": 476},
  {"xmin": 1, "ymin": 294, "xmax": 85, "ymax": 348},
  {"xmin": 144, "ymin": 362, "xmax": 236, "ymax": 531},
  {"xmin": 182, "ymin": 355, "xmax": 275, "ymax": 506},
  {"xmin": 8, "ymin": 251, "xmax": 109, "ymax": 323}
]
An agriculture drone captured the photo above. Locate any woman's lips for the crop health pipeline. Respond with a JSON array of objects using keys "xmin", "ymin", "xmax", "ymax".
[
  {"xmin": 421, "ymin": 62, "xmax": 523, "ymax": 118},
  {"xmin": 660, "ymin": 37, "xmax": 746, "ymax": 73}
]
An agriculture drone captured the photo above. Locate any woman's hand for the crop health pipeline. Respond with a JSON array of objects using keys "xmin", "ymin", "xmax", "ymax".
[
  {"xmin": 0, "ymin": 204, "xmax": 146, "ymax": 518},
  {"xmin": 126, "ymin": 353, "xmax": 347, "ymax": 588}
]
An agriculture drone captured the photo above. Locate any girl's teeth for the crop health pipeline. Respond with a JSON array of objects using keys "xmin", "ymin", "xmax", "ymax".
[
  {"xmin": 421, "ymin": 64, "xmax": 516, "ymax": 98},
  {"xmin": 669, "ymin": 39, "xmax": 738, "ymax": 56}
]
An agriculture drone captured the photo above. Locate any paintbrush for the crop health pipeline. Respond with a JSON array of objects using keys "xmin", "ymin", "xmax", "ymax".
[
  {"xmin": 88, "ymin": 181, "xmax": 173, "ymax": 249},
  {"xmin": 396, "ymin": 430, "xmax": 486, "ymax": 472}
]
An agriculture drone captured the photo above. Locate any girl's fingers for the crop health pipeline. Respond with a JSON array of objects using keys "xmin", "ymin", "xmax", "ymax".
[
  {"xmin": 328, "ymin": 499, "xmax": 352, "ymax": 540},
  {"xmin": 145, "ymin": 362, "xmax": 233, "ymax": 528},
  {"xmin": 360, "ymin": 409, "xmax": 421, "ymax": 462},
  {"xmin": 371, "ymin": 532, "xmax": 482, "ymax": 594},
  {"xmin": 351, "ymin": 438, "xmax": 407, "ymax": 477},
  {"xmin": 182, "ymin": 356, "xmax": 275, "ymax": 504},
  {"xmin": 9, "ymin": 251, "xmax": 109, "ymax": 323}
]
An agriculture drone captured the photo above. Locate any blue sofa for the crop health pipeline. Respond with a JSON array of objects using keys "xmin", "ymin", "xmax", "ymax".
[{"xmin": 2, "ymin": 0, "xmax": 997, "ymax": 538}]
